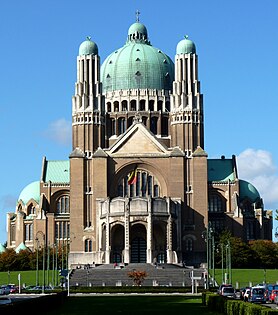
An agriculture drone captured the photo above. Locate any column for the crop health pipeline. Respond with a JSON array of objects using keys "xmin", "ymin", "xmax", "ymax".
[
  {"xmin": 146, "ymin": 197, "xmax": 152, "ymax": 263},
  {"xmin": 105, "ymin": 202, "xmax": 111, "ymax": 264},
  {"xmin": 166, "ymin": 198, "xmax": 173, "ymax": 263},
  {"xmin": 123, "ymin": 199, "xmax": 130, "ymax": 263}
]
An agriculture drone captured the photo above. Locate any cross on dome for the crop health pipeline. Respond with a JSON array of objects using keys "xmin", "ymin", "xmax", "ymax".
[{"xmin": 135, "ymin": 9, "xmax": 140, "ymax": 22}]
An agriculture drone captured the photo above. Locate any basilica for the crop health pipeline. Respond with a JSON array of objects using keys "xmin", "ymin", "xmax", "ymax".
[{"xmin": 6, "ymin": 17, "xmax": 272, "ymax": 266}]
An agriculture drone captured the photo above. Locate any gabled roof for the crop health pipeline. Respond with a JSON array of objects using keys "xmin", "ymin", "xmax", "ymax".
[
  {"xmin": 42, "ymin": 158, "xmax": 70, "ymax": 184},
  {"xmin": 107, "ymin": 122, "xmax": 172, "ymax": 157},
  {"xmin": 15, "ymin": 242, "xmax": 29, "ymax": 253},
  {"xmin": 208, "ymin": 158, "xmax": 236, "ymax": 182},
  {"xmin": 0, "ymin": 243, "xmax": 6, "ymax": 253}
]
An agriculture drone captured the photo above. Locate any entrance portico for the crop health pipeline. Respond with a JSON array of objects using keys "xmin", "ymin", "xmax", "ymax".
[{"xmin": 97, "ymin": 196, "xmax": 181, "ymax": 264}]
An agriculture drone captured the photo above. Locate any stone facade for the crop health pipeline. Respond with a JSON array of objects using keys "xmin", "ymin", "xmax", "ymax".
[{"xmin": 6, "ymin": 20, "xmax": 272, "ymax": 267}]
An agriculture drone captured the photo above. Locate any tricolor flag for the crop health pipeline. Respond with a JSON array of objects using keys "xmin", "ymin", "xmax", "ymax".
[{"xmin": 128, "ymin": 168, "xmax": 137, "ymax": 185}]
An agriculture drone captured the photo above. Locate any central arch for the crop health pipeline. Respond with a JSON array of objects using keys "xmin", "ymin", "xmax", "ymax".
[{"xmin": 130, "ymin": 223, "xmax": 147, "ymax": 263}]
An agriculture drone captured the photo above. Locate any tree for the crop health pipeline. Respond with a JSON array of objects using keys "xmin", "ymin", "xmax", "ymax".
[
  {"xmin": 128, "ymin": 270, "xmax": 147, "ymax": 286},
  {"xmin": 230, "ymin": 237, "xmax": 253, "ymax": 268},
  {"xmin": 249, "ymin": 240, "xmax": 278, "ymax": 268}
]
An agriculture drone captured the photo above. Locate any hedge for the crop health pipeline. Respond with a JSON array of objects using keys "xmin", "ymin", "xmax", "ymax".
[{"xmin": 202, "ymin": 292, "xmax": 278, "ymax": 315}]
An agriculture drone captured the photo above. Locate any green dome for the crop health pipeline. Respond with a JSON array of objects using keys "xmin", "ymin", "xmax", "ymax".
[
  {"xmin": 239, "ymin": 179, "xmax": 260, "ymax": 203},
  {"xmin": 101, "ymin": 23, "xmax": 174, "ymax": 93},
  {"xmin": 128, "ymin": 22, "xmax": 148, "ymax": 41},
  {"xmin": 176, "ymin": 36, "xmax": 196, "ymax": 54},
  {"xmin": 79, "ymin": 36, "xmax": 98, "ymax": 56},
  {"xmin": 18, "ymin": 181, "xmax": 40, "ymax": 205}
]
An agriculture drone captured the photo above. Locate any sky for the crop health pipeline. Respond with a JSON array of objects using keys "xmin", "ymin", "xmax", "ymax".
[{"xmin": 0, "ymin": 0, "xmax": 277, "ymax": 244}]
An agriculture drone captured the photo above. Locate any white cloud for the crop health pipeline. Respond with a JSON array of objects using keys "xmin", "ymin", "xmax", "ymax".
[
  {"xmin": 44, "ymin": 118, "xmax": 71, "ymax": 146},
  {"xmin": 237, "ymin": 148, "xmax": 278, "ymax": 209}
]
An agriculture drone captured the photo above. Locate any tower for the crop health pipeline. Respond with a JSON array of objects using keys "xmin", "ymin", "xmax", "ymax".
[
  {"xmin": 170, "ymin": 36, "xmax": 204, "ymax": 153},
  {"xmin": 70, "ymin": 37, "xmax": 105, "ymax": 259}
]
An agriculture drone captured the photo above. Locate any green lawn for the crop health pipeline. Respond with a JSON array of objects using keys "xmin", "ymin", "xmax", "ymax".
[
  {"xmin": 214, "ymin": 268, "xmax": 278, "ymax": 288},
  {"xmin": 0, "ymin": 270, "xmax": 59, "ymax": 287},
  {"xmin": 48, "ymin": 296, "xmax": 221, "ymax": 315}
]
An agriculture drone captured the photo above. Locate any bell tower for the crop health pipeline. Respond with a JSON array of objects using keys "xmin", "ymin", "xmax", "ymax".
[
  {"xmin": 170, "ymin": 36, "xmax": 204, "ymax": 154},
  {"xmin": 72, "ymin": 37, "xmax": 105, "ymax": 154},
  {"xmin": 69, "ymin": 37, "xmax": 105, "ymax": 259}
]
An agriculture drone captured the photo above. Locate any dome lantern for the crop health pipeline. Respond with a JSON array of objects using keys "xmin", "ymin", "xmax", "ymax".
[
  {"xmin": 79, "ymin": 36, "xmax": 98, "ymax": 56},
  {"xmin": 176, "ymin": 35, "xmax": 196, "ymax": 54}
]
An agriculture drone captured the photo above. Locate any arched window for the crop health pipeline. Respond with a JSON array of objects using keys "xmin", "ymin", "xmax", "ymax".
[
  {"xmin": 127, "ymin": 116, "xmax": 134, "ymax": 128},
  {"xmin": 150, "ymin": 117, "xmax": 158, "ymax": 134},
  {"xmin": 208, "ymin": 194, "xmax": 225, "ymax": 213},
  {"xmin": 139, "ymin": 100, "xmax": 145, "ymax": 111},
  {"xmin": 107, "ymin": 102, "xmax": 111, "ymax": 112},
  {"xmin": 113, "ymin": 101, "xmax": 119, "ymax": 112},
  {"xmin": 162, "ymin": 117, "xmax": 169, "ymax": 136},
  {"xmin": 149, "ymin": 100, "xmax": 154, "ymax": 111},
  {"xmin": 25, "ymin": 223, "xmax": 33, "ymax": 241},
  {"xmin": 85, "ymin": 239, "xmax": 92, "ymax": 252},
  {"xmin": 117, "ymin": 169, "xmax": 161, "ymax": 198},
  {"xmin": 157, "ymin": 100, "xmax": 163, "ymax": 111},
  {"xmin": 118, "ymin": 118, "xmax": 126, "ymax": 134},
  {"xmin": 27, "ymin": 204, "xmax": 36, "ymax": 215},
  {"xmin": 56, "ymin": 196, "xmax": 70, "ymax": 214},
  {"xmin": 130, "ymin": 100, "xmax": 136, "ymax": 111},
  {"xmin": 121, "ymin": 100, "xmax": 128, "ymax": 111}
]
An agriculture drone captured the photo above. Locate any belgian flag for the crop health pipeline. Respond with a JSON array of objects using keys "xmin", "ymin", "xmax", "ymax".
[{"xmin": 128, "ymin": 168, "xmax": 137, "ymax": 185}]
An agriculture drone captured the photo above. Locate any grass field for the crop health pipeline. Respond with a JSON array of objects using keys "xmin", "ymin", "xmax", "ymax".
[
  {"xmin": 214, "ymin": 268, "xmax": 278, "ymax": 288},
  {"xmin": 48, "ymin": 296, "xmax": 221, "ymax": 315}
]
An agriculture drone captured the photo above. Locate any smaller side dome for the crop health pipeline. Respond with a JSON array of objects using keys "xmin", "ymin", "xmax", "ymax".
[
  {"xmin": 239, "ymin": 179, "xmax": 260, "ymax": 203},
  {"xmin": 79, "ymin": 36, "xmax": 98, "ymax": 56},
  {"xmin": 127, "ymin": 22, "xmax": 149, "ymax": 43},
  {"xmin": 18, "ymin": 181, "xmax": 40, "ymax": 205},
  {"xmin": 176, "ymin": 35, "xmax": 196, "ymax": 54}
]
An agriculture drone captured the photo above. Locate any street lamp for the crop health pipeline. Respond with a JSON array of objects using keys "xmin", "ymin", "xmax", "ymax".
[
  {"xmin": 202, "ymin": 222, "xmax": 215, "ymax": 288},
  {"xmin": 36, "ymin": 231, "xmax": 45, "ymax": 294}
]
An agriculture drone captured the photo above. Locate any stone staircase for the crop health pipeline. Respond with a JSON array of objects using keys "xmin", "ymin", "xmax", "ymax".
[{"xmin": 69, "ymin": 263, "xmax": 206, "ymax": 287}]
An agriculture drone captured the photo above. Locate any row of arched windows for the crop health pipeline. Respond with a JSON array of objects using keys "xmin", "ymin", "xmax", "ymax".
[
  {"xmin": 106, "ymin": 100, "xmax": 170, "ymax": 113},
  {"xmin": 118, "ymin": 169, "xmax": 160, "ymax": 198},
  {"xmin": 108, "ymin": 116, "xmax": 169, "ymax": 137}
]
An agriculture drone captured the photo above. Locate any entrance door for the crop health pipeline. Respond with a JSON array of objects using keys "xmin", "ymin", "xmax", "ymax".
[{"xmin": 131, "ymin": 237, "xmax": 147, "ymax": 263}]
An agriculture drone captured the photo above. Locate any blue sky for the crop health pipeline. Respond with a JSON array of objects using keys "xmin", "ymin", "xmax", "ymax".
[{"xmin": 0, "ymin": 0, "xmax": 277, "ymax": 244}]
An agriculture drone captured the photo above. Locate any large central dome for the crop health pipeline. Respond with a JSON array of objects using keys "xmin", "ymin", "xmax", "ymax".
[{"xmin": 101, "ymin": 22, "xmax": 174, "ymax": 93}]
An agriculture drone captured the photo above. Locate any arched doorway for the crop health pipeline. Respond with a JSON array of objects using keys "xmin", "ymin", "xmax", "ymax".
[
  {"xmin": 111, "ymin": 224, "xmax": 124, "ymax": 263},
  {"xmin": 130, "ymin": 224, "xmax": 147, "ymax": 263},
  {"xmin": 153, "ymin": 221, "xmax": 167, "ymax": 264}
]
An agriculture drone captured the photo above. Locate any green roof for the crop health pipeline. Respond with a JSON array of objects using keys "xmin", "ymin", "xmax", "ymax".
[
  {"xmin": 18, "ymin": 181, "xmax": 40, "ymax": 205},
  {"xmin": 208, "ymin": 159, "xmax": 235, "ymax": 182},
  {"xmin": 15, "ymin": 242, "xmax": 28, "ymax": 253},
  {"xmin": 176, "ymin": 36, "xmax": 196, "ymax": 54},
  {"xmin": 101, "ymin": 22, "xmax": 174, "ymax": 93},
  {"xmin": 239, "ymin": 179, "xmax": 260, "ymax": 203},
  {"xmin": 43, "ymin": 160, "xmax": 70, "ymax": 183},
  {"xmin": 0, "ymin": 243, "xmax": 6, "ymax": 253},
  {"xmin": 79, "ymin": 37, "xmax": 98, "ymax": 56}
]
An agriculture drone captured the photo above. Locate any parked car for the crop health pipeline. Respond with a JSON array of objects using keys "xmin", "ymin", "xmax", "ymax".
[
  {"xmin": 249, "ymin": 287, "xmax": 266, "ymax": 304},
  {"xmin": 244, "ymin": 288, "xmax": 251, "ymax": 302},
  {"xmin": 217, "ymin": 284, "xmax": 232, "ymax": 295},
  {"xmin": 269, "ymin": 290, "xmax": 278, "ymax": 303},
  {"xmin": 265, "ymin": 284, "xmax": 278, "ymax": 302},
  {"xmin": 0, "ymin": 286, "xmax": 10, "ymax": 295},
  {"xmin": 221, "ymin": 286, "xmax": 236, "ymax": 299},
  {"xmin": 240, "ymin": 287, "xmax": 250, "ymax": 300}
]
